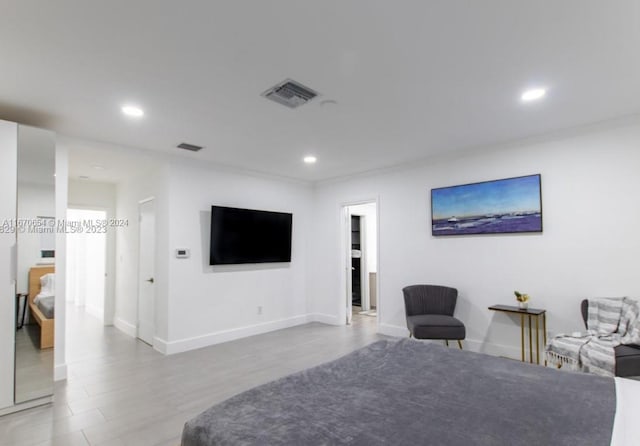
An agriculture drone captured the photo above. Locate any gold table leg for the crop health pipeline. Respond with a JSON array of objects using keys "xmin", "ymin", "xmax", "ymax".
[
  {"xmin": 543, "ymin": 312, "xmax": 547, "ymax": 366},
  {"xmin": 528, "ymin": 314, "xmax": 533, "ymax": 363},
  {"xmin": 535, "ymin": 315, "xmax": 540, "ymax": 365},
  {"xmin": 520, "ymin": 313, "xmax": 525, "ymax": 362}
]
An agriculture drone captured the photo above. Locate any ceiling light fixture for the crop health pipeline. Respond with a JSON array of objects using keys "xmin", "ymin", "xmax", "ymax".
[
  {"xmin": 303, "ymin": 155, "xmax": 317, "ymax": 164},
  {"xmin": 521, "ymin": 88, "xmax": 547, "ymax": 102},
  {"xmin": 121, "ymin": 105, "xmax": 144, "ymax": 117},
  {"xmin": 91, "ymin": 164, "xmax": 105, "ymax": 170}
]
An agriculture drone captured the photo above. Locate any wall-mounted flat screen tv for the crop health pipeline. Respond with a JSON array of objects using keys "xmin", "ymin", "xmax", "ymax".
[{"xmin": 209, "ymin": 205, "xmax": 292, "ymax": 265}]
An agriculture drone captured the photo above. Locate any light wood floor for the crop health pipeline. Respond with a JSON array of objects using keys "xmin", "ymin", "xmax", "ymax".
[{"xmin": 0, "ymin": 308, "xmax": 382, "ymax": 446}]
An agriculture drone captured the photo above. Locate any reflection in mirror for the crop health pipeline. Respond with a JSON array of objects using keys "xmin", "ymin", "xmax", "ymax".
[{"xmin": 15, "ymin": 126, "xmax": 55, "ymax": 404}]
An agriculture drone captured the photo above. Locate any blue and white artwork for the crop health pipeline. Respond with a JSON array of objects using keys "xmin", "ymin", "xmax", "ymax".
[{"xmin": 431, "ymin": 174, "xmax": 542, "ymax": 236}]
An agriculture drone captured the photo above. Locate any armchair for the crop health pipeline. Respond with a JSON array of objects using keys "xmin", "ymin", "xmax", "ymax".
[
  {"xmin": 580, "ymin": 299, "xmax": 640, "ymax": 377},
  {"xmin": 403, "ymin": 284, "xmax": 466, "ymax": 348}
]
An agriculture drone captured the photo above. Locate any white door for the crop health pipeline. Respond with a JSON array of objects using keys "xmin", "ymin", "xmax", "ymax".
[{"xmin": 137, "ymin": 199, "xmax": 155, "ymax": 346}]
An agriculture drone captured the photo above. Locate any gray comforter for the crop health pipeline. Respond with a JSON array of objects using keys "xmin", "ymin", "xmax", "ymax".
[
  {"xmin": 36, "ymin": 296, "xmax": 55, "ymax": 319},
  {"xmin": 182, "ymin": 339, "xmax": 615, "ymax": 446}
]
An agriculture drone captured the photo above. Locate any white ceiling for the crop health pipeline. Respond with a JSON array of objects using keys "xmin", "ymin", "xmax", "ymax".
[
  {"xmin": 1, "ymin": 1, "xmax": 639, "ymax": 182},
  {"xmin": 60, "ymin": 136, "xmax": 162, "ymax": 184}
]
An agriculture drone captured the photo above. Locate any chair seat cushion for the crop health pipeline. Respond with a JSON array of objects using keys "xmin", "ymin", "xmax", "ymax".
[
  {"xmin": 615, "ymin": 344, "xmax": 640, "ymax": 377},
  {"xmin": 407, "ymin": 314, "xmax": 466, "ymax": 340},
  {"xmin": 615, "ymin": 344, "xmax": 640, "ymax": 357}
]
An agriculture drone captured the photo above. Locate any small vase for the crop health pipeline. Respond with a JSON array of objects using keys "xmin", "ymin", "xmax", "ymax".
[{"xmin": 519, "ymin": 301, "xmax": 528, "ymax": 310}]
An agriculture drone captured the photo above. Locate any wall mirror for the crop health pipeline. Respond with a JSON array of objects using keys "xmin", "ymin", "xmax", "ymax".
[{"xmin": 15, "ymin": 125, "xmax": 55, "ymax": 404}]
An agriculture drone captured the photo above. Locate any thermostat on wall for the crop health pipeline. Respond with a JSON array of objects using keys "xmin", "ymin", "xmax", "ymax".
[{"xmin": 175, "ymin": 249, "xmax": 190, "ymax": 259}]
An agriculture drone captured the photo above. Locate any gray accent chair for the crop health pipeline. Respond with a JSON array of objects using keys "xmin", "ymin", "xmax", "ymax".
[
  {"xmin": 403, "ymin": 285, "xmax": 466, "ymax": 348},
  {"xmin": 581, "ymin": 299, "xmax": 640, "ymax": 377}
]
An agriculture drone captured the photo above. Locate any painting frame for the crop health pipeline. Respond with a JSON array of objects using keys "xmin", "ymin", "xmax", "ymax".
[{"xmin": 431, "ymin": 174, "xmax": 542, "ymax": 236}]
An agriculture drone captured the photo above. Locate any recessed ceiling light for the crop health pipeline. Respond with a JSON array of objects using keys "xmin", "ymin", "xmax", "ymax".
[
  {"xmin": 121, "ymin": 105, "xmax": 144, "ymax": 117},
  {"xmin": 521, "ymin": 88, "xmax": 547, "ymax": 102},
  {"xmin": 78, "ymin": 175, "xmax": 90, "ymax": 180},
  {"xmin": 91, "ymin": 164, "xmax": 105, "ymax": 170},
  {"xmin": 303, "ymin": 155, "xmax": 317, "ymax": 164}
]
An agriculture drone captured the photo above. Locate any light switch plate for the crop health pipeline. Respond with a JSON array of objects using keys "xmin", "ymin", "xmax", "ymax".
[{"xmin": 175, "ymin": 248, "xmax": 190, "ymax": 259}]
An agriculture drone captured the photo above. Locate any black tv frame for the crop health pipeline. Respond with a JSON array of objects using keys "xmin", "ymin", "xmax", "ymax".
[{"xmin": 209, "ymin": 205, "xmax": 293, "ymax": 265}]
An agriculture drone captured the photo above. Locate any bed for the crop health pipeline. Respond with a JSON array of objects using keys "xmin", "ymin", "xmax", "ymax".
[
  {"xmin": 28, "ymin": 265, "xmax": 55, "ymax": 349},
  {"xmin": 182, "ymin": 338, "xmax": 640, "ymax": 446}
]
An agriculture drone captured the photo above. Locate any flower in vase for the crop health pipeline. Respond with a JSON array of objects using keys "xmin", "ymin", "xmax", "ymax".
[{"xmin": 514, "ymin": 291, "xmax": 530, "ymax": 303}]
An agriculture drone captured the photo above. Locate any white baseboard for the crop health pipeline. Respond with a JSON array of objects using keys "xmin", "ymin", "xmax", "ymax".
[
  {"xmin": 308, "ymin": 313, "xmax": 342, "ymax": 325},
  {"xmin": 375, "ymin": 323, "xmax": 525, "ymax": 360},
  {"xmin": 0, "ymin": 395, "xmax": 53, "ymax": 416},
  {"xmin": 54, "ymin": 363, "xmax": 67, "ymax": 381},
  {"xmin": 378, "ymin": 323, "xmax": 410, "ymax": 338},
  {"xmin": 134, "ymin": 314, "xmax": 528, "ymax": 361},
  {"xmin": 114, "ymin": 317, "xmax": 136, "ymax": 338},
  {"xmin": 462, "ymin": 338, "xmax": 524, "ymax": 361},
  {"xmin": 157, "ymin": 314, "xmax": 312, "ymax": 355},
  {"xmin": 152, "ymin": 337, "xmax": 170, "ymax": 355}
]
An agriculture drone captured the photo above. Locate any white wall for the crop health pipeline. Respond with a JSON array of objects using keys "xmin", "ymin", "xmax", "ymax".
[
  {"xmin": 159, "ymin": 160, "xmax": 313, "ymax": 354},
  {"xmin": 68, "ymin": 180, "xmax": 116, "ymax": 324},
  {"xmin": 310, "ymin": 119, "xmax": 640, "ymax": 358}
]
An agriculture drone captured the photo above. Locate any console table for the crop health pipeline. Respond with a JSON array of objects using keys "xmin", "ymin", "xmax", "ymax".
[{"xmin": 488, "ymin": 304, "xmax": 547, "ymax": 364}]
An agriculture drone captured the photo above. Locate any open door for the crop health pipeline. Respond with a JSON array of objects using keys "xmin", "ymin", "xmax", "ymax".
[
  {"xmin": 344, "ymin": 207, "xmax": 353, "ymax": 325},
  {"xmin": 137, "ymin": 198, "xmax": 155, "ymax": 346},
  {"xmin": 343, "ymin": 201, "xmax": 378, "ymax": 325}
]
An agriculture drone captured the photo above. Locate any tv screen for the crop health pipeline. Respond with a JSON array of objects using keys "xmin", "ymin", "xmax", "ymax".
[{"xmin": 209, "ymin": 206, "xmax": 292, "ymax": 265}]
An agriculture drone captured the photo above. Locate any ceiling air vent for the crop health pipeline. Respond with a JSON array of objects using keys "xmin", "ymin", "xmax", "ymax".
[
  {"xmin": 262, "ymin": 79, "xmax": 318, "ymax": 109},
  {"xmin": 177, "ymin": 142, "xmax": 203, "ymax": 152}
]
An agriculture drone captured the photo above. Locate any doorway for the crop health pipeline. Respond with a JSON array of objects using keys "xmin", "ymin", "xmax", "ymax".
[
  {"xmin": 66, "ymin": 208, "xmax": 107, "ymax": 322},
  {"xmin": 343, "ymin": 201, "xmax": 378, "ymax": 326},
  {"xmin": 137, "ymin": 198, "xmax": 156, "ymax": 346}
]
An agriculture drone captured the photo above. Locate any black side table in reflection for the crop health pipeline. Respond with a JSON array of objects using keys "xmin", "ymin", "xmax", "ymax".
[
  {"xmin": 488, "ymin": 304, "xmax": 547, "ymax": 364},
  {"xmin": 16, "ymin": 293, "xmax": 28, "ymax": 330}
]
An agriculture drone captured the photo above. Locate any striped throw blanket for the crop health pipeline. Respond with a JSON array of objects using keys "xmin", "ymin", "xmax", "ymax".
[{"xmin": 546, "ymin": 297, "xmax": 640, "ymax": 376}]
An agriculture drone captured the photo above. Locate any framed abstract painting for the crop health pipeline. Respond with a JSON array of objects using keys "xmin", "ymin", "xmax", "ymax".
[{"xmin": 431, "ymin": 174, "xmax": 542, "ymax": 236}]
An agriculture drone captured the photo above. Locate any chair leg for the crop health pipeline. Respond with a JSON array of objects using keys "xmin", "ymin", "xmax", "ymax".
[
  {"xmin": 457, "ymin": 340, "xmax": 463, "ymax": 350},
  {"xmin": 445, "ymin": 340, "xmax": 449, "ymax": 347}
]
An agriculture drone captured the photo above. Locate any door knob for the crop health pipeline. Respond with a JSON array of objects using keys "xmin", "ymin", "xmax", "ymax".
[{"xmin": 146, "ymin": 278, "xmax": 154, "ymax": 283}]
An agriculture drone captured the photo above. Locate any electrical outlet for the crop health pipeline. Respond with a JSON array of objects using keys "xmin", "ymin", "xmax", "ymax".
[{"xmin": 257, "ymin": 306, "xmax": 263, "ymax": 315}]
